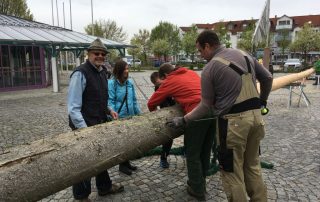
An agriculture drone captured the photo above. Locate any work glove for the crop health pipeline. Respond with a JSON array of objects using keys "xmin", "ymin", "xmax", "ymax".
[{"xmin": 166, "ymin": 117, "xmax": 186, "ymax": 131}]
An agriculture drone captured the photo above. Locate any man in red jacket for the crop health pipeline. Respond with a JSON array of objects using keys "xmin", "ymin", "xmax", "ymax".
[{"xmin": 148, "ymin": 63, "xmax": 215, "ymax": 201}]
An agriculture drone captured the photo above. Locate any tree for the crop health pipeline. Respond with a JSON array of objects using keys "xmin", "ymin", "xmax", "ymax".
[
  {"xmin": 182, "ymin": 25, "xmax": 198, "ymax": 62},
  {"xmin": 129, "ymin": 29, "xmax": 151, "ymax": 65},
  {"xmin": 151, "ymin": 39, "xmax": 171, "ymax": 61},
  {"xmin": 127, "ymin": 37, "xmax": 142, "ymax": 71},
  {"xmin": 84, "ymin": 19, "xmax": 127, "ymax": 42},
  {"xmin": 150, "ymin": 21, "xmax": 181, "ymax": 60},
  {"xmin": 277, "ymin": 29, "xmax": 291, "ymax": 63},
  {"xmin": 0, "ymin": 0, "xmax": 33, "ymax": 20},
  {"xmin": 290, "ymin": 23, "xmax": 320, "ymax": 66},
  {"xmin": 215, "ymin": 21, "xmax": 232, "ymax": 48},
  {"xmin": 237, "ymin": 20, "xmax": 267, "ymax": 54},
  {"xmin": 237, "ymin": 23, "xmax": 255, "ymax": 52}
]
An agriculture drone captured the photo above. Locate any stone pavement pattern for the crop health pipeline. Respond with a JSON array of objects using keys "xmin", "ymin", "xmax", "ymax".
[{"xmin": 0, "ymin": 71, "xmax": 319, "ymax": 201}]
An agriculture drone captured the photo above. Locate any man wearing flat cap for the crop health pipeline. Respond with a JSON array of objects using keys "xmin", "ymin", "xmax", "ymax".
[{"xmin": 68, "ymin": 38, "xmax": 124, "ymax": 201}]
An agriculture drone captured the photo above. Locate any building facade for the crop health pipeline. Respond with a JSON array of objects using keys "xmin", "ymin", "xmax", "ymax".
[{"xmin": 180, "ymin": 14, "xmax": 320, "ymax": 61}]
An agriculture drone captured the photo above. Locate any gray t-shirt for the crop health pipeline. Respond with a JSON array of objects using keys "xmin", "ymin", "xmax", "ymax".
[{"xmin": 185, "ymin": 46, "xmax": 273, "ymax": 122}]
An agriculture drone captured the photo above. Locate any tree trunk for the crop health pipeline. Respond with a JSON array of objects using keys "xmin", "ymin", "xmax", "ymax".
[
  {"xmin": 256, "ymin": 68, "xmax": 315, "ymax": 92},
  {"xmin": 0, "ymin": 106, "xmax": 184, "ymax": 202}
]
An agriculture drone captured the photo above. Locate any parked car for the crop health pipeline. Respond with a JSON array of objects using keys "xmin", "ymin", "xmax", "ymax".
[
  {"xmin": 128, "ymin": 59, "xmax": 141, "ymax": 67},
  {"xmin": 284, "ymin": 58, "xmax": 302, "ymax": 72},
  {"xmin": 178, "ymin": 58, "xmax": 192, "ymax": 63}
]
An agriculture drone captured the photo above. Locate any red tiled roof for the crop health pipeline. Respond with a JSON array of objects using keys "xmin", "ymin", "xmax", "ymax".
[
  {"xmin": 195, "ymin": 23, "xmax": 213, "ymax": 29},
  {"xmin": 291, "ymin": 15, "xmax": 320, "ymax": 28},
  {"xmin": 180, "ymin": 14, "xmax": 320, "ymax": 34},
  {"xmin": 179, "ymin": 27, "xmax": 191, "ymax": 32}
]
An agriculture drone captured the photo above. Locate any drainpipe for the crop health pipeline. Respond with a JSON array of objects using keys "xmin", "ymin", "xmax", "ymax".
[
  {"xmin": 51, "ymin": 47, "xmax": 59, "ymax": 92},
  {"xmin": 76, "ymin": 50, "xmax": 82, "ymax": 67}
]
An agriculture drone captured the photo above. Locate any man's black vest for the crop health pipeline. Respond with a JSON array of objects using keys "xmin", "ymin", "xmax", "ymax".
[{"xmin": 69, "ymin": 60, "xmax": 109, "ymax": 129}]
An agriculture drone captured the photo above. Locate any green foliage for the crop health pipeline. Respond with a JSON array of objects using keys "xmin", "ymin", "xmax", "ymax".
[
  {"xmin": 84, "ymin": 19, "xmax": 127, "ymax": 42},
  {"xmin": 215, "ymin": 21, "xmax": 231, "ymax": 48},
  {"xmin": 107, "ymin": 49, "xmax": 121, "ymax": 63},
  {"xmin": 237, "ymin": 22, "xmax": 255, "ymax": 52},
  {"xmin": 237, "ymin": 20, "xmax": 266, "ymax": 52},
  {"xmin": 182, "ymin": 25, "xmax": 198, "ymax": 61},
  {"xmin": 290, "ymin": 23, "xmax": 320, "ymax": 65},
  {"xmin": 128, "ymin": 38, "xmax": 141, "ymax": 59},
  {"xmin": 197, "ymin": 63, "xmax": 204, "ymax": 70},
  {"xmin": 128, "ymin": 29, "xmax": 150, "ymax": 65},
  {"xmin": 151, "ymin": 39, "xmax": 170, "ymax": 60},
  {"xmin": 150, "ymin": 21, "xmax": 181, "ymax": 57},
  {"xmin": 0, "ymin": 0, "xmax": 33, "ymax": 20}
]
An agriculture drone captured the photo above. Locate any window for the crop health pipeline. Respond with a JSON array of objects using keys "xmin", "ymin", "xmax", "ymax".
[
  {"xmin": 227, "ymin": 24, "xmax": 233, "ymax": 30},
  {"xmin": 0, "ymin": 45, "xmax": 43, "ymax": 89},
  {"xmin": 279, "ymin": 20, "xmax": 291, "ymax": 25},
  {"xmin": 0, "ymin": 45, "xmax": 11, "ymax": 88}
]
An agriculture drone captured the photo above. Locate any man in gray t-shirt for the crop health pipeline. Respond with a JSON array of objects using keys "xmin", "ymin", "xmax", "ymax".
[{"xmin": 167, "ymin": 30, "xmax": 272, "ymax": 202}]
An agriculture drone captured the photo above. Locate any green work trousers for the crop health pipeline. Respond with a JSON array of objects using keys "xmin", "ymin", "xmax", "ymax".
[{"xmin": 184, "ymin": 118, "xmax": 216, "ymax": 194}]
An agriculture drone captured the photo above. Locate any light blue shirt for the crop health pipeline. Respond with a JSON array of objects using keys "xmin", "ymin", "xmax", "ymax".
[{"xmin": 67, "ymin": 71, "xmax": 87, "ymax": 129}]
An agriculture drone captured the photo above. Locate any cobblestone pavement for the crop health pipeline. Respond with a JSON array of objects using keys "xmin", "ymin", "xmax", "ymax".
[{"xmin": 1, "ymin": 71, "xmax": 319, "ymax": 201}]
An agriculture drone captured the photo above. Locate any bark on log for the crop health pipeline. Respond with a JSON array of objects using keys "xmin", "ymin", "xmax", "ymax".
[
  {"xmin": 0, "ymin": 106, "xmax": 184, "ymax": 201},
  {"xmin": 0, "ymin": 68, "xmax": 315, "ymax": 201}
]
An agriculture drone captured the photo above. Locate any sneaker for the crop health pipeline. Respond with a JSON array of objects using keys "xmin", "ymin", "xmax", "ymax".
[
  {"xmin": 119, "ymin": 164, "xmax": 132, "ymax": 175},
  {"xmin": 98, "ymin": 184, "xmax": 124, "ymax": 196},
  {"xmin": 160, "ymin": 158, "xmax": 169, "ymax": 168},
  {"xmin": 187, "ymin": 185, "xmax": 206, "ymax": 201}
]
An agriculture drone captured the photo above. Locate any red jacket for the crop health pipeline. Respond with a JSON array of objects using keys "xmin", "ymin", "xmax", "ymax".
[{"xmin": 148, "ymin": 67, "xmax": 201, "ymax": 114}]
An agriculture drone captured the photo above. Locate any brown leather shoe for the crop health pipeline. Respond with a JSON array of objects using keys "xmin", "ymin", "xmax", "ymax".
[
  {"xmin": 98, "ymin": 184, "xmax": 124, "ymax": 196},
  {"xmin": 187, "ymin": 185, "xmax": 206, "ymax": 201}
]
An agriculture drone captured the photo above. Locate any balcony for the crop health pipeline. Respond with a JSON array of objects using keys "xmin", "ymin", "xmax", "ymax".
[{"xmin": 276, "ymin": 24, "xmax": 292, "ymax": 30}]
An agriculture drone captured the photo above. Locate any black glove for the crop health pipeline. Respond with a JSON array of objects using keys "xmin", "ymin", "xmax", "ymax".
[
  {"xmin": 260, "ymin": 99, "xmax": 267, "ymax": 107},
  {"xmin": 166, "ymin": 117, "xmax": 186, "ymax": 130}
]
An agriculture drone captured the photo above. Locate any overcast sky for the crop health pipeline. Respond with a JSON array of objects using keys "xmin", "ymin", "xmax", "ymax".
[{"xmin": 26, "ymin": 0, "xmax": 319, "ymax": 42}]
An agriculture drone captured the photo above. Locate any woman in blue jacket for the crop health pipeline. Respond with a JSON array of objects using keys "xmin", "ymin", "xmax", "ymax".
[{"xmin": 108, "ymin": 60, "xmax": 141, "ymax": 175}]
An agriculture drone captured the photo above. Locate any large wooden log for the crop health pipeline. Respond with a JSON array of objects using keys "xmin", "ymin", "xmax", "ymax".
[
  {"xmin": 0, "ymin": 68, "xmax": 315, "ymax": 201},
  {"xmin": 257, "ymin": 68, "xmax": 315, "ymax": 92},
  {"xmin": 0, "ymin": 107, "xmax": 184, "ymax": 201}
]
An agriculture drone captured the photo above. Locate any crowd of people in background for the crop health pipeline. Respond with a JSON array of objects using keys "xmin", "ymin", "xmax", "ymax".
[{"xmin": 68, "ymin": 29, "xmax": 274, "ymax": 201}]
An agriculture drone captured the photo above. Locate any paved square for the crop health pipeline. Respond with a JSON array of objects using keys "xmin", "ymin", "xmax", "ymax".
[{"xmin": 0, "ymin": 71, "xmax": 319, "ymax": 201}]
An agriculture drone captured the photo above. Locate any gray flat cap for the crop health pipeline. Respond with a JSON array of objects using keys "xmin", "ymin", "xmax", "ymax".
[{"xmin": 87, "ymin": 38, "xmax": 109, "ymax": 53}]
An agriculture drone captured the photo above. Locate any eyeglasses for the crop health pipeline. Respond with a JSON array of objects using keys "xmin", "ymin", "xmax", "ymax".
[{"xmin": 93, "ymin": 52, "xmax": 106, "ymax": 57}]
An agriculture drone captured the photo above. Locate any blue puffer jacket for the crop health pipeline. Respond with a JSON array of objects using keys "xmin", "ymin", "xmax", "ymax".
[{"xmin": 108, "ymin": 78, "xmax": 141, "ymax": 118}]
